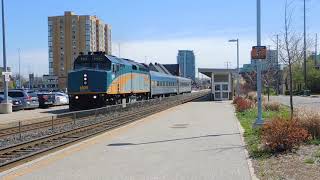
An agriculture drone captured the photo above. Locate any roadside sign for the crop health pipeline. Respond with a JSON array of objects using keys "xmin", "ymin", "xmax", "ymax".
[
  {"xmin": 2, "ymin": 71, "xmax": 12, "ymax": 82},
  {"xmin": 251, "ymin": 46, "xmax": 267, "ymax": 60},
  {"xmin": 4, "ymin": 74, "xmax": 10, "ymax": 82}
]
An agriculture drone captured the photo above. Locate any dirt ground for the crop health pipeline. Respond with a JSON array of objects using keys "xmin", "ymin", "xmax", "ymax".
[{"xmin": 253, "ymin": 145, "xmax": 320, "ymax": 180}]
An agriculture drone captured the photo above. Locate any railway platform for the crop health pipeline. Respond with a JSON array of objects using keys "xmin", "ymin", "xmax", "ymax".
[{"xmin": 0, "ymin": 99, "xmax": 252, "ymax": 180}]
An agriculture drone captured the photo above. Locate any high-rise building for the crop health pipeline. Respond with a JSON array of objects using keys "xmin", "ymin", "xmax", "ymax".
[
  {"xmin": 48, "ymin": 11, "xmax": 112, "ymax": 89},
  {"xmin": 177, "ymin": 50, "xmax": 195, "ymax": 81}
]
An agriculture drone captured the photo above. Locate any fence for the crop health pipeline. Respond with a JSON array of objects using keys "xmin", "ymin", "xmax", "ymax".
[{"xmin": 0, "ymin": 90, "xmax": 210, "ymax": 139}]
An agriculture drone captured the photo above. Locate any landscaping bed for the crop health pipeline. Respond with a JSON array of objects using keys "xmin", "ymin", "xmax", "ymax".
[{"xmin": 234, "ymin": 94, "xmax": 320, "ymax": 180}]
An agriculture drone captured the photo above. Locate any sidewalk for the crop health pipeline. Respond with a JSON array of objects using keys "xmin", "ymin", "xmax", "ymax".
[{"xmin": 1, "ymin": 100, "xmax": 252, "ymax": 180}]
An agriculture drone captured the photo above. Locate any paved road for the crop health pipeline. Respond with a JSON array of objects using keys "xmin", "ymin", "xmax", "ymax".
[
  {"xmin": 270, "ymin": 95, "xmax": 320, "ymax": 111},
  {"xmin": 0, "ymin": 101, "xmax": 251, "ymax": 180}
]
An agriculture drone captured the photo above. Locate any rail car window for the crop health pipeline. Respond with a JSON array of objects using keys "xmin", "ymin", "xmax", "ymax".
[
  {"xmin": 74, "ymin": 61, "xmax": 110, "ymax": 70},
  {"xmin": 132, "ymin": 65, "xmax": 137, "ymax": 70}
]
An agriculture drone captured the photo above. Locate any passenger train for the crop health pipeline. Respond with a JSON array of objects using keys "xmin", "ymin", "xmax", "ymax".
[{"xmin": 68, "ymin": 52, "xmax": 191, "ymax": 110}]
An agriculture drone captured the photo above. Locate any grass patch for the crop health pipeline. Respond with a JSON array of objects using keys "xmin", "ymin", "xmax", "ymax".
[
  {"xmin": 314, "ymin": 149, "xmax": 320, "ymax": 158},
  {"xmin": 236, "ymin": 106, "xmax": 290, "ymax": 159},
  {"xmin": 304, "ymin": 158, "xmax": 315, "ymax": 164},
  {"xmin": 307, "ymin": 139, "xmax": 320, "ymax": 145}
]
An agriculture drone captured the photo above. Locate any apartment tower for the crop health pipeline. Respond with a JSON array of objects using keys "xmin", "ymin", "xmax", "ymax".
[
  {"xmin": 177, "ymin": 50, "xmax": 196, "ymax": 81},
  {"xmin": 48, "ymin": 11, "xmax": 112, "ymax": 89}
]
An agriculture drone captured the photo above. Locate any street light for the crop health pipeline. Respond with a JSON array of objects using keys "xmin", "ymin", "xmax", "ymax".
[
  {"xmin": 0, "ymin": 0, "xmax": 12, "ymax": 114},
  {"xmin": 254, "ymin": 0, "xmax": 263, "ymax": 126},
  {"xmin": 228, "ymin": 39, "xmax": 240, "ymax": 97}
]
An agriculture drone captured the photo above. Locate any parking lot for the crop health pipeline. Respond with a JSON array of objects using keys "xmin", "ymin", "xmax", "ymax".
[
  {"xmin": 270, "ymin": 95, "xmax": 320, "ymax": 111},
  {"xmin": 0, "ymin": 105, "xmax": 69, "ymax": 127}
]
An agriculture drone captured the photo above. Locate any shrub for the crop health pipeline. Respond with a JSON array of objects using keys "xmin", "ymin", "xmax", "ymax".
[
  {"xmin": 232, "ymin": 96, "xmax": 243, "ymax": 104},
  {"xmin": 261, "ymin": 117, "xmax": 310, "ymax": 152},
  {"xmin": 295, "ymin": 109, "xmax": 320, "ymax": 139},
  {"xmin": 263, "ymin": 102, "xmax": 280, "ymax": 111},
  {"xmin": 235, "ymin": 98, "xmax": 254, "ymax": 112}
]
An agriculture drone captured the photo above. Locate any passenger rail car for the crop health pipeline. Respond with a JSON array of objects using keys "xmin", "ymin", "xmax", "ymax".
[
  {"xmin": 150, "ymin": 71, "xmax": 178, "ymax": 97},
  {"xmin": 177, "ymin": 76, "xmax": 192, "ymax": 94}
]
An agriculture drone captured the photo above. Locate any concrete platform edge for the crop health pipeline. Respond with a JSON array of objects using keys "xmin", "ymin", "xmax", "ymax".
[{"xmin": 234, "ymin": 112, "xmax": 259, "ymax": 180}]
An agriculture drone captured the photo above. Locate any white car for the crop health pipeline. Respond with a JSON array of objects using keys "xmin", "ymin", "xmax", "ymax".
[{"xmin": 54, "ymin": 92, "xmax": 69, "ymax": 105}]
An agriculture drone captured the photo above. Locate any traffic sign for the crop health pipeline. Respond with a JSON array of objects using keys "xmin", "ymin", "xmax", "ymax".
[
  {"xmin": 251, "ymin": 46, "xmax": 267, "ymax": 60},
  {"xmin": 2, "ymin": 71, "xmax": 12, "ymax": 82},
  {"xmin": 4, "ymin": 75, "xmax": 10, "ymax": 82}
]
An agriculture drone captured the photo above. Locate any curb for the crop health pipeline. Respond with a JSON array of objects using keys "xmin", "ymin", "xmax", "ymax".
[{"xmin": 234, "ymin": 111, "xmax": 259, "ymax": 180}]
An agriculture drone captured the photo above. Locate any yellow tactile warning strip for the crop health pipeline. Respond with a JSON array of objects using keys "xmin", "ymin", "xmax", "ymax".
[{"xmin": 1, "ymin": 104, "xmax": 180, "ymax": 180}]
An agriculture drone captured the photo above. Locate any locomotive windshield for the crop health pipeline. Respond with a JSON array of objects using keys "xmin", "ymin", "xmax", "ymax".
[{"xmin": 74, "ymin": 55, "xmax": 111, "ymax": 71}]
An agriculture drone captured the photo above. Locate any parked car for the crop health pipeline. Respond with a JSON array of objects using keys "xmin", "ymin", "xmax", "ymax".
[
  {"xmin": 0, "ymin": 89, "xmax": 39, "ymax": 109},
  {"xmin": 54, "ymin": 92, "xmax": 69, "ymax": 105},
  {"xmin": 37, "ymin": 92, "xmax": 55, "ymax": 108},
  {"xmin": 0, "ymin": 95, "xmax": 23, "ymax": 111}
]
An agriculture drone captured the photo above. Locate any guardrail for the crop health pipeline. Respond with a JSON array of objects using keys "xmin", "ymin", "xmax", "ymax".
[{"xmin": 0, "ymin": 90, "xmax": 210, "ymax": 142}]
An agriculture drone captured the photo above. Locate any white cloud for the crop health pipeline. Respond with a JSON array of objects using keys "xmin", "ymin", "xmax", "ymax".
[{"xmin": 113, "ymin": 36, "xmax": 255, "ymax": 76}]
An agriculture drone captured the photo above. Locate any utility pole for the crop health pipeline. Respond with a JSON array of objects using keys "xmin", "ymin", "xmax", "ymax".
[
  {"xmin": 254, "ymin": 0, "xmax": 263, "ymax": 126},
  {"xmin": 303, "ymin": 0, "xmax": 307, "ymax": 90},
  {"xmin": 315, "ymin": 33, "xmax": 318, "ymax": 66},
  {"xmin": 0, "ymin": 0, "xmax": 11, "ymax": 113},
  {"xmin": 18, "ymin": 48, "xmax": 21, "ymax": 88},
  {"xmin": 225, "ymin": 61, "xmax": 231, "ymax": 69},
  {"xmin": 276, "ymin": 34, "xmax": 280, "ymax": 95}
]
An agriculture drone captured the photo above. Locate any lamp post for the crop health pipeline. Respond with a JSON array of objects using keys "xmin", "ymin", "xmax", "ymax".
[
  {"xmin": 228, "ymin": 39, "xmax": 240, "ymax": 96},
  {"xmin": 18, "ymin": 48, "xmax": 21, "ymax": 88},
  {"xmin": 254, "ymin": 0, "xmax": 263, "ymax": 126},
  {"xmin": 0, "ymin": 0, "xmax": 11, "ymax": 114}
]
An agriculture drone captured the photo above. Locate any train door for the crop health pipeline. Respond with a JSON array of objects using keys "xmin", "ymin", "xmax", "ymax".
[{"xmin": 119, "ymin": 64, "xmax": 124, "ymax": 94}]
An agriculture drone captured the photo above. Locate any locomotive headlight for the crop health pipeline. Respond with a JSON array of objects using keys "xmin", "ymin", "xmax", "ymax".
[
  {"xmin": 83, "ymin": 74, "xmax": 87, "ymax": 77},
  {"xmin": 84, "ymin": 81, "xmax": 88, "ymax": 85},
  {"xmin": 93, "ymin": 95, "xmax": 97, "ymax": 99},
  {"xmin": 84, "ymin": 77, "xmax": 87, "ymax": 81},
  {"xmin": 75, "ymin": 96, "xmax": 79, "ymax": 100}
]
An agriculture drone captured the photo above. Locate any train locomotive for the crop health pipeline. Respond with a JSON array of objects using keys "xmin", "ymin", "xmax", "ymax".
[{"xmin": 68, "ymin": 52, "xmax": 191, "ymax": 110}]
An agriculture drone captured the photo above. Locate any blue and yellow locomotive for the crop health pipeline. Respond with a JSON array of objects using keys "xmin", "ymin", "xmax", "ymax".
[{"xmin": 68, "ymin": 52, "xmax": 191, "ymax": 110}]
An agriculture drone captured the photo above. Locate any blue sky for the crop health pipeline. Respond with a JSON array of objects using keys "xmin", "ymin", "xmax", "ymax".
[{"xmin": 0, "ymin": 0, "xmax": 319, "ymax": 76}]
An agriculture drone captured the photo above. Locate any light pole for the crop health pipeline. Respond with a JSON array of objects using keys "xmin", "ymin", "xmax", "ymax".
[
  {"xmin": 228, "ymin": 39, "xmax": 240, "ymax": 96},
  {"xmin": 254, "ymin": 0, "xmax": 263, "ymax": 126},
  {"xmin": 18, "ymin": 48, "xmax": 21, "ymax": 88},
  {"xmin": 0, "ymin": 0, "xmax": 11, "ymax": 114}
]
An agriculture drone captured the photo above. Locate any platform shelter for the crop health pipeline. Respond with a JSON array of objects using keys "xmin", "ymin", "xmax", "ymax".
[{"xmin": 199, "ymin": 68, "xmax": 236, "ymax": 101}]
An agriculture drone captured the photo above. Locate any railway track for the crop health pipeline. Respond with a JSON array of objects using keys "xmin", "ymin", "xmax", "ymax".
[{"xmin": 0, "ymin": 91, "xmax": 209, "ymax": 170}]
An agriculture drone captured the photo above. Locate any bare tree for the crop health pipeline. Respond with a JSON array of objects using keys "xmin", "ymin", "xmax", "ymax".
[{"xmin": 278, "ymin": 0, "xmax": 304, "ymax": 118}]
